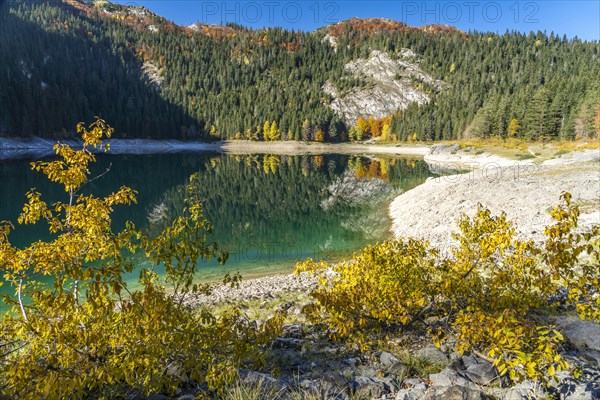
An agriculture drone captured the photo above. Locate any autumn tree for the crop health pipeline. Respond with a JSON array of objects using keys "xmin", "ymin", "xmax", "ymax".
[
  {"xmin": 507, "ymin": 118, "xmax": 521, "ymax": 138},
  {"xmin": 302, "ymin": 119, "xmax": 312, "ymax": 142},
  {"xmin": 0, "ymin": 120, "xmax": 284, "ymax": 399},
  {"xmin": 381, "ymin": 123, "xmax": 392, "ymax": 141},
  {"xmin": 263, "ymin": 120, "xmax": 271, "ymax": 140},
  {"xmin": 269, "ymin": 121, "xmax": 280, "ymax": 141},
  {"xmin": 314, "ymin": 128, "xmax": 325, "ymax": 142},
  {"xmin": 356, "ymin": 117, "xmax": 370, "ymax": 139},
  {"xmin": 368, "ymin": 116, "xmax": 382, "ymax": 137}
]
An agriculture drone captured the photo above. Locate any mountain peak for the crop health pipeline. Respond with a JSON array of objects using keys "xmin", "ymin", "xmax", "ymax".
[{"xmin": 323, "ymin": 17, "xmax": 464, "ymax": 37}]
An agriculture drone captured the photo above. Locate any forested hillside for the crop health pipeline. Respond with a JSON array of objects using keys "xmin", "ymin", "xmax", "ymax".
[{"xmin": 1, "ymin": 0, "xmax": 598, "ymax": 141}]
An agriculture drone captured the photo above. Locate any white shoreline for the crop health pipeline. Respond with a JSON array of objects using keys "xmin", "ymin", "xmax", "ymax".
[
  {"xmin": 390, "ymin": 146, "xmax": 600, "ymax": 248},
  {"xmin": 0, "ymin": 138, "xmax": 429, "ymax": 159}
]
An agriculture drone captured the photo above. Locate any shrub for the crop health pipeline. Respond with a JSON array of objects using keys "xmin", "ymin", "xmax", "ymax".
[
  {"xmin": 296, "ymin": 193, "xmax": 599, "ymax": 384},
  {"xmin": 0, "ymin": 119, "xmax": 284, "ymax": 399}
]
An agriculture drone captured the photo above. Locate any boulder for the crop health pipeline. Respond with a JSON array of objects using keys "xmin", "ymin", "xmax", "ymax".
[
  {"xmin": 555, "ymin": 316, "xmax": 600, "ymax": 364},
  {"xmin": 555, "ymin": 378, "xmax": 600, "ymax": 400},
  {"xmin": 273, "ymin": 337, "xmax": 305, "ymax": 351},
  {"xmin": 429, "ymin": 368, "xmax": 471, "ymax": 388},
  {"xmin": 395, "ymin": 381, "xmax": 427, "ymax": 400},
  {"xmin": 451, "ymin": 354, "xmax": 499, "ymax": 386},
  {"xmin": 282, "ymin": 323, "xmax": 304, "ymax": 338},
  {"xmin": 240, "ymin": 370, "xmax": 285, "ymax": 392},
  {"xmin": 380, "ymin": 351, "xmax": 400, "ymax": 367},
  {"xmin": 555, "ymin": 316, "xmax": 600, "ymax": 350},
  {"xmin": 417, "ymin": 346, "xmax": 449, "ymax": 366},
  {"xmin": 353, "ymin": 376, "xmax": 390, "ymax": 398},
  {"xmin": 426, "ymin": 385, "xmax": 485, "ymax": 400}
]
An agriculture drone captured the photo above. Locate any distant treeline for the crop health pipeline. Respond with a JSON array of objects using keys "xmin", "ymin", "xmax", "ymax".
[{"xmin": 1, "ymin": 0, "xmax": 598, "ymax": 141}]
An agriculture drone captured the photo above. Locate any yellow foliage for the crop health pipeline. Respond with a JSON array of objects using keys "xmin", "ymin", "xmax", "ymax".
[
  {"xmin": 0, "ymin": 120, "xmax": 284, "ymax": 399},
  {"xmin": 296, "ymin": 193, "xmax": 599, "ymax": 384}
]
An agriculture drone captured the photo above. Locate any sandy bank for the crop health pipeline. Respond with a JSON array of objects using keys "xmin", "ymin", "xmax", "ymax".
[
  {"xmin": 390, "ymin": 147, "xmax": 600, "ymax": 248},
  {"xmin": 218, "ymin": 140, "xmax": 429, "ymax": 156}
]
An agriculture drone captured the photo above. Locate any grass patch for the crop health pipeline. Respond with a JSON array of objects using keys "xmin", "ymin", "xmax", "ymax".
[
  {"xmin": 515, "ymin": 153, "xmax": 535, "ymax": 160},
  {"xmin": 397, "ymin": 351, "xmax": 446, "ymax": 379}
]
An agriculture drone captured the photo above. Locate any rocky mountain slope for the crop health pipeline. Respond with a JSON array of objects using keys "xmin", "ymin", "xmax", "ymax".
[{"xmin": 324, "ymin": 49, "xmax": 444, "ymax": 124}]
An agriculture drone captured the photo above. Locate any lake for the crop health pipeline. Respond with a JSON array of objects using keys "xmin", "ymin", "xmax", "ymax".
[{"xmin": 0, "ymin": 151, "xmax": 436, "ymax": 291}]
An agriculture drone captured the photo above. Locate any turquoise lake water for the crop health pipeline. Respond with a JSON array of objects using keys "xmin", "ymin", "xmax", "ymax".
[{"xmin": 0, "ymin": 151, "xmax": 436, "ymax": 303}]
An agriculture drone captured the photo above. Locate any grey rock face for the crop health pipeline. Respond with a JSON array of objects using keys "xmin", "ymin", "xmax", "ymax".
[
  {"xmin": 240, "ymin": 370, "xmax": 285, "ymax": 392},
  {"xmin": 142, "ymin": 62, "xmax": 163, "ymax": 88},
  {"xmin": 323, "ymin": 50, "xmax": 444, "ymax": 125},
  {"xmin": 429, "ymin": 368, "xmax": 472, "ymax": 388},
  {"xmin": 274, "ymin": 337, "xmax": 305, "ymax": 351},
  {"xmin": 556, "ymin": 317, "xmax": 600, "ymax": 350},
  {"xmin": 395, "ymin": 381, "xmax": 428, "ymax": 400},
  {"xmin": 426, "ymin": 385, "xmax": 485, "ymax": 400}
]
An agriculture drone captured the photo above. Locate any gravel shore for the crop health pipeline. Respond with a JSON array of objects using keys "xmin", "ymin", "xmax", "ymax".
[
  {"xmin": 183, "ymin": 272, "xmax": 318, "ymax": 307},
  {"xmin": 391, "ymin": 146, "xmax": 600, "ymax": 247}
]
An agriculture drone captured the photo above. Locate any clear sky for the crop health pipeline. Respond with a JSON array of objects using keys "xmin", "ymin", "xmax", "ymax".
[{"xmin": 113, "ymin": 0, "xmax": 600, "ymax": 41}]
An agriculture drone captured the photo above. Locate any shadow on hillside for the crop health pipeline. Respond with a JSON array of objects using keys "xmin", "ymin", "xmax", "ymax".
[{"xmin": 0, "ymin": 0, "xmax": 205, "ymax": 140}]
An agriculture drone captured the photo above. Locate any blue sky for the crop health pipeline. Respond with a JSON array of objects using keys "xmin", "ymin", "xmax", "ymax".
[{"xmin": 113, "ymin": 0, "xmax": 600, "ymax": 41}]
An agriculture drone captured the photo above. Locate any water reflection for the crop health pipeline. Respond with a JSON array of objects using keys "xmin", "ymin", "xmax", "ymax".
[{"xmin": 0, "ymin": 152, "xmax": 436, "ymax": 281}]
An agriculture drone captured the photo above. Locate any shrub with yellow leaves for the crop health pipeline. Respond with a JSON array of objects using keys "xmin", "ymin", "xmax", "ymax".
[
  {"xmin": 0, "ymin": 119, "xmax": 284, "ymax": 399},
  {"xmin": 297, "ymin": 193, "xmax": 599, "ymax": 385}
]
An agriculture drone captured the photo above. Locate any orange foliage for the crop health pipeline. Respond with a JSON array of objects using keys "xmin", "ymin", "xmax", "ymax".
[
  {"xmin": 314, "ymin": 156, "xmax": 324, "ymax": 169},
  {"xmin": 314, "ymin": 129, "xmax": 325, "ymax": 142}
]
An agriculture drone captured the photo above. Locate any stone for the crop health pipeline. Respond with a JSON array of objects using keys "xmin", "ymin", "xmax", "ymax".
[
  {"xmin": 276, "ymin": 301, "xmax": 294, "ymax": 311},
  {"xmin": 282, "ymin": 323, "xmax": 304, "ymax": 338},
  {"xmin": 417, "ymin": 345, "xmax": 449, "ymax": 366},
  {"xmin": 380, "ymin": 351, "xmax": 400, "ymax": 367},
  {"xmin": 396, "ymin": 382, "xmax": 427, "ymax": 400},
  {"xmin": 323, "ymin": 372, "xmax": 352, "ymax": 391},
  {"xmin": 275, "ymin": 348, "xmax": 303, "ymax": 368},
  {"xmin": 300, "ymin": 378, "xmax": 350, "ymax": 399},
  {"xmin": 555, "ymin": 316, "xmax": 600, "ymax": 364},
  {"xmin": 554, "ymin": 377, "xmax": 600, "ymax": 400},
  {"xmin": 353, "ymin": 376, "xmax": 390, "ymax": 398},
  {"xmin": 452, "ymin": 355, "xmax": 499, "ymax": 386},
  {"xmin": 343, "ymin": 357, "xmax": 359, "ymax": 367},
  {"xmin": 426, "ymin": 385, "xmax": 485, "ymax": 400},
  {"xmin": 428, "ymin": 368, "xmax": 479, "ymax": 390},
  {"xmin": 357, "ymin": 365, "xmax": 378, "ymax": 378},
  {"xmin": 240, "ymin": 370, "xmax": 284, "ymax": 391},
  {"xmin": 273, "ymin": 337, "xmax": 305, "ymax": 351},
  {"xmin": 488, "ymin": 380, "xmax": 539, "ymax": 400},
  {"xmin": 555, "ymin": 316, "xmax": 600, "ymax": 350},
  {"xmin": 373, "ymin": 376, "xmax": 398, "ymax": 392},
  {"xmin": 388, "ymin": 362, "xmax": 409, "ymax": 378},
  {"xmin": 146, "ymin": 395, "xmax": 168, "ymax": 400}
]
